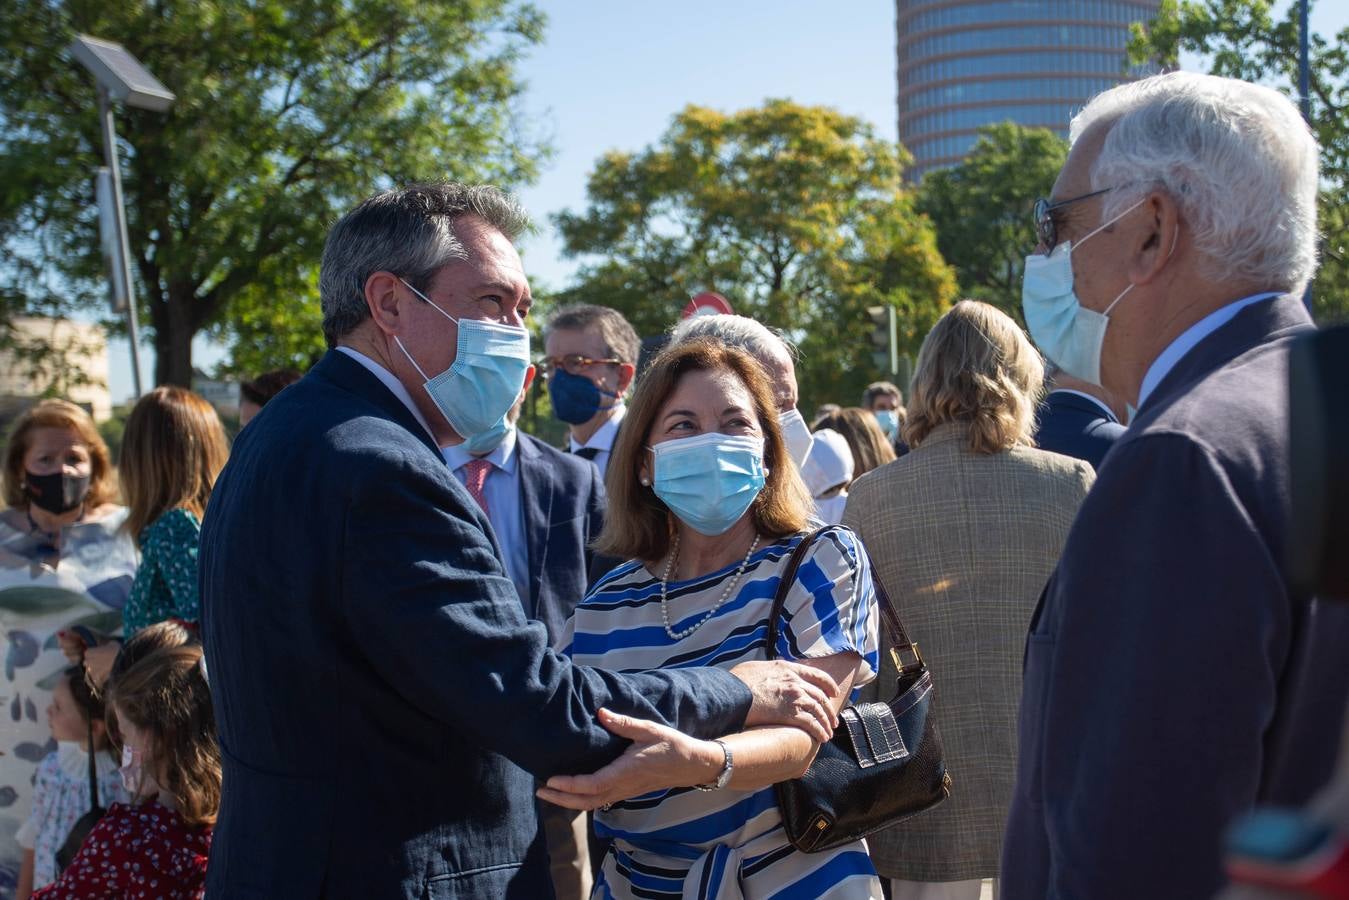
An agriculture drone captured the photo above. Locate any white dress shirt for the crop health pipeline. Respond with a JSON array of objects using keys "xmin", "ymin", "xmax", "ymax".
[
  {"xmin": 567, "ymin": 404, "xmax": 626, "ymax": 478},
  {"xmin": 336, "ymin": 346, "xmax": 438, "ymax": 442},
  {"xmin": 1137, "ymin": 292, "xmax": 1281, "ymax": 409},
  {"xmin": 442, "ymin": 428, "xmax": 530, "ymax": 605}
]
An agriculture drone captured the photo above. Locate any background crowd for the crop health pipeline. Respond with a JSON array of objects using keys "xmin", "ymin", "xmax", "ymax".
[{"xmin": 0, "ymin": 70, "xmax": 1344, "ymax": 900}]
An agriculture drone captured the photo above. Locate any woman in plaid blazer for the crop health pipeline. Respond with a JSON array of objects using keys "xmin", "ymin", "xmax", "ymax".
[{"xmin": 844, "ymin": 301, "xmax": 1094, "ymax": 900}]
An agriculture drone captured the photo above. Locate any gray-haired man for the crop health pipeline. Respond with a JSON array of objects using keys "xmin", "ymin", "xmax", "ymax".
[{"xmin": 200, "ymin": 182, "xmax": 844, "ymax": 898}]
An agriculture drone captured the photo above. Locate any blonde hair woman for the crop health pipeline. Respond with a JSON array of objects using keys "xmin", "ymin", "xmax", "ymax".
[
  {"xmin": 119, "ymin": 387, "xmax": 229, "ymax": 634},
  {"xmin": 544, "ymin": 338, "xmax": 884, "ymax": 898},
  {"xmin": 842, "ymin": 300, "xmax": 1096, "ymax": 900}
]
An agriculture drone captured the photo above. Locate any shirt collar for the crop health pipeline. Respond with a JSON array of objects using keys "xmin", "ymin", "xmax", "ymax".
[
  {"xmin": 336, "ymin": 346, "xmax": 438, "ymax": 444},
  {"xmin": 1137, "ymin": 292, "xmax": 1281, "ymax": 409},
  {"xmin": 442, "ymin": 425, "xmax": 519, "ymax": 474},
  {"xmin": 568, "ymin": 403, "xmax": 626, "ymax": 453},
  {"xmin": 1048, "ymin": 388, "xmax": 1118, "ymax": 423}
]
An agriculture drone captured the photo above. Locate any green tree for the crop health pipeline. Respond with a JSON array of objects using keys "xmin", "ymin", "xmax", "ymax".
[
  {"xmin": 553, "ymin": 99, "xmax": 957, "ymax": 411},
  {"xmin": 0, "ymin": 0, "xmax": 547, "ymax": 386},
  {"xmin": 1129, "ymin": 0, "xmax": 1347, "ymax": 321},
  {"xmin": 916, "ymin": 124, "xmax": 1068, "ymax": 323}
]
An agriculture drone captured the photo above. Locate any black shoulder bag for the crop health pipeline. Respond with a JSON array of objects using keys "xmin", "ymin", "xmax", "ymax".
[
  {"xmin": 55, "ymin": 715, "xmax": 105, "ymax": 872},
  {"xmin": 765, "ymin": 526, "xmax": 952, "ymax": 853}
]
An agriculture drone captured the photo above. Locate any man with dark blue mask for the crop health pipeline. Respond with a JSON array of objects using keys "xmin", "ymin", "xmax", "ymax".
[
  {"xmin": 1003, "ymin": 73, "xmax": 1349, "ymax": 899},
  {"xmin": 542, "ymin": 304, "xmax": 639, "ymax": 478}
]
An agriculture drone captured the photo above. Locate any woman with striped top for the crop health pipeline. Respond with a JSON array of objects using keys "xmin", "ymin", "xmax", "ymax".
[{"xmin": 541, "ymin": 338, "xmax": 883, "ymax": 899}]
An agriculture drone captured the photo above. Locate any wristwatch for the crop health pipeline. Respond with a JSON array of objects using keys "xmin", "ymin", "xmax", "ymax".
[{"xmin": 695, "ymin": 739, "xmax": 733, "ymax": 792}]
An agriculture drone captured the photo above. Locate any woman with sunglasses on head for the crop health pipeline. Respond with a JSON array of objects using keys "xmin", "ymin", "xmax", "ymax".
[{"xmin": 543, "ymin": 338, "xmax": 884, "ymax": 899}]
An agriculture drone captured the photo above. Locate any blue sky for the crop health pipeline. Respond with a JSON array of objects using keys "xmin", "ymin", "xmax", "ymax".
[{"xmin": 103, "ymin": 0, "xmax": 1347, "ymax": 402}]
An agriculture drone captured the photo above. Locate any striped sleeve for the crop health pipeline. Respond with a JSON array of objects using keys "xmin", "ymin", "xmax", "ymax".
[{"xmin": 775, "ymin": 527, "xmax": 880, "ymax": 687}]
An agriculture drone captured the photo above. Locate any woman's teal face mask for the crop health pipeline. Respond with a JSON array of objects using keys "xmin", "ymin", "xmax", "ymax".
[{"xmin": 648, "ymin": 432, "xmax": 766, "ymax": 536}]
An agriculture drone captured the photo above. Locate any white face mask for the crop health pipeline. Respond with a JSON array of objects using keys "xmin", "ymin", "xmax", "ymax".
[
  {"xmin": 394, "ymin": 279, "xmax": 530, "ymax": 438},
  {"xmin": 777, "ymin": 407, "xmax": 814, "ymax": 468},
  {"xmin": 1021, "ymin": 199, "xmax": 1145, "ymax": 385}
]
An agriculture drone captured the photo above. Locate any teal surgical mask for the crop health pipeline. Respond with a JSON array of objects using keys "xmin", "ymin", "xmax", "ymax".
[
  {"xmin": 463, "ymin": 415, "xmax": 512, "ymax": 455},
  {"xmin": 649, "ymin": 433, "xmax": 766, "ymax": 536},
  {"xmin": 873, "ymin": 409, "xmax": 899, "ymax": 440},
  {"xmin": 395, "ymin": 279, "xmax": 530, "ymax": 438},
  {"xmin": 1021, "ymin": 199, "xmax": 1145, "ymax": 385}
]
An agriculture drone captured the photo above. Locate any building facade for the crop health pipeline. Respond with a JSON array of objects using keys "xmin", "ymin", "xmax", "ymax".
[
  {"xmin": 0, "ymin": 317, "xmax": 112, "ymax": 424},
  {"xmin": 897, "ymin": 0, "xmax": 1161, "ymax": 180}
]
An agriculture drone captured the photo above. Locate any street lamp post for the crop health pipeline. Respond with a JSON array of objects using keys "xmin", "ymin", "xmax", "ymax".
[{"xmin": 68, "ymin": 35, "xmax": 174, "ymax": 398}]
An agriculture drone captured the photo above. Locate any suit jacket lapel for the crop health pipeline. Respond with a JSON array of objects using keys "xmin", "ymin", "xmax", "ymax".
[
  {"xmin": 311, "ymin": 350, "xmax": 443, "ymax": 461},
  {"xmin": 1142, "ymin": 293, "xmax": 1312, "ymax": 417},
  {"xmin": 516, "ymin": 434, "xmax": 551, "ymax": 617}
]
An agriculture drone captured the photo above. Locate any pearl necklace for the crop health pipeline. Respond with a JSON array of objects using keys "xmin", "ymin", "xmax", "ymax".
[{"xmin": 660, "ymin": 531, "xmax": 761, "ymax": 641}]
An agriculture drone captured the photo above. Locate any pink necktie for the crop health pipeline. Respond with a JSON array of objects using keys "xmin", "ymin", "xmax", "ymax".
[{"xmin": 461, "ymin": 458, "xmax": 493, "ymax": 520}]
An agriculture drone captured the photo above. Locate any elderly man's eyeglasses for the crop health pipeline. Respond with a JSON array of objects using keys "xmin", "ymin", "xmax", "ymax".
[
  {"xmin": 1033, "ymin": 187, "xmax": 1115, "ymax": 255},
  {"xmin": 540, "ymin": 354, "xmax": 623, "ymax": 378}
]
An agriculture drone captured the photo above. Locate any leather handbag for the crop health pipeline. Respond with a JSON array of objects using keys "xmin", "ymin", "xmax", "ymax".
[
  {"xmin": 55, "ymin": 713, "xmax": 105, "ymax": 872},
  {"xmin": 766, "ymin": 526, "xmax": 951, "ymax": 853}
]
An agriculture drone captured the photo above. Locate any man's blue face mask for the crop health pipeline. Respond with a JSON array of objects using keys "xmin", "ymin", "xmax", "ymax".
[
  {"xmin": 1021, "ymin": 198, "xmax": 1147, "ymax": 386},
  {"xmin": 394, "ymin": 279, "xmax": 530, "ymax": 438}
]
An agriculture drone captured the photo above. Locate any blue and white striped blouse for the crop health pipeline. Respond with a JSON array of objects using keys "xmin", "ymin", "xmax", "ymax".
[{"xmin": 556, "ymin": 526, "xmax": 883, "ymax": 900}]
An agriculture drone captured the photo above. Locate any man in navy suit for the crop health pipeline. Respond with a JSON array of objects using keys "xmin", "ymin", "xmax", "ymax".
[
  {"xmin": 200, "ymin": 183, "xmax": 840, "ymax": 899},
  {"xmin": 441, "ymin": 366, "xmax": 604, "ymax": 899},
  {"xmin": 1033, "ymin": 362, "xmax": 1127, "ymax": 471},
  {"xmin": 1005, "ymin": 72, "xmax": 1349, "ymax": 898}
]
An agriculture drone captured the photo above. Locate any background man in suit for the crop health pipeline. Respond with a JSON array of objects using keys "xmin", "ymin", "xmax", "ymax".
[
  {"xmin": 1032, "ymin": 361, "xmax": 1127, "ymax": 471},
  {"xmin": 200, "ymin": 182, "xmax": 842, "ymax": 898},
  {"xmin": 542, "ymin": 304, "xmax": 639, "ymax": 478},
  {"xmin": 442, "ymin": 366, "xmax": 604, "ymax": 900},
  {"xmin": 1005, "ymin": 72, "xmax": 1349, "ymax": 898}
]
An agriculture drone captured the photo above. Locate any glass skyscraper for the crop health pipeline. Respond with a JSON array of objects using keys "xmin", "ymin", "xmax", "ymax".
[{"xmin": 897, "ymin": 0, "xmax": 1161, "ymax": 180}]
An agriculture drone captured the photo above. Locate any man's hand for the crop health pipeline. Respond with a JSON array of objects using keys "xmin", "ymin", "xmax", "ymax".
[
  {"xmin": 730, "ymin": 659, "xmax": 839, "ymax": 744},
  {"xmin": 536, "ymin": 708, "xmax": 720, "ymax": 811}
]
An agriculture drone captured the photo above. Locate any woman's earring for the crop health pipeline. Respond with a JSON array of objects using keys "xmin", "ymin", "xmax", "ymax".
[{"xmin": 640, "ymin": 476, "xmax": 651, "ymax": 486}]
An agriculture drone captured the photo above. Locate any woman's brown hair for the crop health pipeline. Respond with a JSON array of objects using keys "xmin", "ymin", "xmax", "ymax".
[
  {"xmin": 2, "ymin": 399, "xmax": 117, "ymax": 510},
  {"xmin": 596, "ymin": 338, "xmax": 812, "ymax": 563},
  {"xmin": 120, "ymin": 387, "xmax": 229, "ymax": 541},
  {"xmin": 108, "ymin": 643, "xmax": 220, "ymax": 827},
  {"xmin": 812, "ymin": 408, "xmax": 897, "ymax": 480},
  {"xmin": 901, "ymin": 299, "xmax": 1044, "ymax": 454}
]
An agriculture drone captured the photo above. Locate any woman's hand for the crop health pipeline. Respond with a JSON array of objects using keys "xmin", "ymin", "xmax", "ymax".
[
  {"xmin": 56, "ymin": 630, "xmax": 87, "ymax": 665},
  {"xmin": 535, "ymin": 708, "xmax": 722, "ymax": 811},
  {"xmin": 82, "ymin": 643, "xmax": 119, "ymax": 690}
]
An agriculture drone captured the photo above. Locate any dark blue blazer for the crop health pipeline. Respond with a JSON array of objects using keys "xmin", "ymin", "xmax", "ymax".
[
  {"xmin": 1033, "ymin": 389, "xmax": 1127, "ymax": 471},
  {"xmin": 1002, "ymin": 295, "xmax": 1349, "ymax": 898},
  {"xmin": 199, "ymin": 351, "xmax": 752, "ymax": 899},
  {"xmin": 515, "ymin": 432, "xmax": 605, "ymax": 644}
]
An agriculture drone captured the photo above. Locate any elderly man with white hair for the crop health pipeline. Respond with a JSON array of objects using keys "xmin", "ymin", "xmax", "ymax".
[
  {"xmin": 1004, "ymin": 71, "xmax": 1349, "ymax": 898},
  {"xmin": 669, "ymin": 314, "xmax": 816, "ymax": 467}
]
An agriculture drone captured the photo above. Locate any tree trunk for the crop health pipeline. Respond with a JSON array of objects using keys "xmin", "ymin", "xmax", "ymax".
[{"xmin": 152, "ymin": 290, "xmax": 196, "ymax": 388}]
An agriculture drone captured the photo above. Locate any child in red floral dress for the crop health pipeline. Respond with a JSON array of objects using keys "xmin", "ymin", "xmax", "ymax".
[{"xmin": 33, "ymin": 643, "xmax": 218, "ymax": 899}]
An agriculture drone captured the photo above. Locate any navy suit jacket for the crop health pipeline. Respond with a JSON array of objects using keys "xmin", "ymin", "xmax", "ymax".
[
  {"xmin": 515, "ymin": 432, "xmax": 605, "ymax": 644},
  {"xmin": 199, "ymin": 351, "xmax": 752, "ymax": 899},
  {"xmin": 1002, "ymin": 295, "xmax": 1349, "ymax": 898},
  {"xmin": 1034, "ymin": 389, "xmax": 1127, "ymax": 471}
]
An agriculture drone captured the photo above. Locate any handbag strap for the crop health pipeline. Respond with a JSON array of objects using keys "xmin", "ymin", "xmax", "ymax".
[
  {"xmin": 764, "ymin": 526, "xmax": 924, "ymax": 674},
  {"xmin": 85, "ymin": 710, "xmax": 100, "ymax": 811}
]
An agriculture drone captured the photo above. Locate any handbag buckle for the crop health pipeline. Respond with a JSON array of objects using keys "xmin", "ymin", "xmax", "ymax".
[{"xmin": 890, "ymin": 641, "xmax": 924, "ymax": 673}]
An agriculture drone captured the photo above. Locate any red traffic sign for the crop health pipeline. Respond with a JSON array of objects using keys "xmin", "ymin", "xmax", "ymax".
[{"xmin": 682, "ymin": 292, "xmax": 733, "ymax": 319}]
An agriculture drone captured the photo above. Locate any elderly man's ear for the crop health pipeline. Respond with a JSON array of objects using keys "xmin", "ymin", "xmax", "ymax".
[{"xmin": 1127, "ymin": 193, "xmax": 1183, "ymax": 287}]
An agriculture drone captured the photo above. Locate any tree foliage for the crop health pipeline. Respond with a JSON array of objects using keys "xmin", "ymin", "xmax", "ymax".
[
  {"xmin": 1129, "ymin": 0, "xmax": 1348, "ymax": 322},
  {"xmin": 553, "ymin": 99, "xmax": 957, "ymax": 412},
  {"xmin": 915, "ymin": 124, "xmax": 1068, "ymax": 323},
  {"xmin": 0, "ymin": 0, "xmax": 548, "ymax": 386}
]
